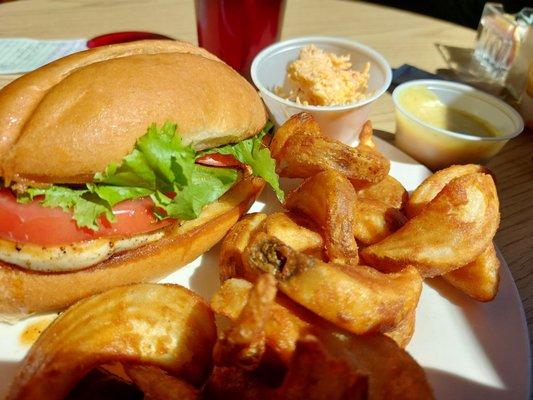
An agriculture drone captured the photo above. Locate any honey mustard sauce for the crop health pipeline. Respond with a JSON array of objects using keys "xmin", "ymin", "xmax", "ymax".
[{"xmin": 398, "ymin": 86, "xmax": 500, "ymax": 137}]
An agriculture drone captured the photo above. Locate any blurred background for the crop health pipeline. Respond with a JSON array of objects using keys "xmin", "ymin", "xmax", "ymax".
[
  {"xmin": 0, "ymin": 0, "xmax": 527, "ymax": 28},
  {"xmin": 0, "ymin": 0, "xmax": 530, "ymax": 29},
  {"xmin": 366, "ymin": 0, "xmax": 530, "ymax": 28}
]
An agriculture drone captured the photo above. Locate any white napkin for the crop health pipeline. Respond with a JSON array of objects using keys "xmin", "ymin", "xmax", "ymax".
[{"xmin": 0, "ymin": 38, "xmax": 87, "ymax": 74}]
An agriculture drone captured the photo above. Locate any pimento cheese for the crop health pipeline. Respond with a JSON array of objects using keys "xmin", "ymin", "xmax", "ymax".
[{"xmin": 275, "ymin": 44, "xmax": 371, "ymax": 106}]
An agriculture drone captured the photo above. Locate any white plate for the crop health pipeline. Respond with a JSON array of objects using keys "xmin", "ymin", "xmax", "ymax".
[{"xmin": 0, "ymin": 138, "xmax": 530, "ymax": 399}]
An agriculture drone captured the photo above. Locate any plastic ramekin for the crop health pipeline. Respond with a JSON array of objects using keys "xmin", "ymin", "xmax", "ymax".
[
  {"xmin": 251, "ymin": 36, "xmax": 392, "ymax": 143},
  {"xmin": 392, "ymin": 80, "xmax": 524, "ymax": 170}
]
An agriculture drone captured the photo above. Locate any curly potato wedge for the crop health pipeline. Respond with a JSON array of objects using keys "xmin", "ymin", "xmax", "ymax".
[
  {"xmin": 68, "ymin": 368, "xmax": 144, "ymax": 398},
  {"xmin": 212, "ymin": 278, "xmax": 309, "ymax": 364},
  {"xmin": 242, "ymin": 233, "xmax": 422, "ymax": 335},
  {"xmin": 219, "ymin": 212, "xmax": 324, "ymax": 282},
  {"xmin": 357, "ymin": 175, "xmax": 409, "ymax": 210},
  {"xmin": 270, "ymin": 113, "xmax": 390, "ymax": 188},
  {"xmin": 353, "ymin": 198, "xmax": 407, "ymax": 246},
  {"xmin": 404, "ymin": 164, "xmax": 499, "ymax": 300},
  {"xmin": 361, "ymin": 173, "xmax": 500, "ymax": 277},
  {"xmin": 321, "ymin": 331, "xmax": 433, "ymax": 400},
  {"xmin": 206, "ymin": 337, "xmax": 369, "ymax": 400},
  {"xmin": 7, "ymin": 284, "xmax": 216, "ymax": 400},
  {"xmin": 125, "ymin": 365, "xmax": 199, "ymax": 400},
  {"xmin": 276, "ymin": 336, "xmax": 369, "ymax": 400},
  {"xmin": 406, "ymin": 164, "xmax": 489, "ymax": 218},
  {"xmin": 443, "ymin": 243, "xmax": 500, "ymax": 302},
  {"xmin": 219, "ymin": 213, "xmax": 267, "ymax": 282},
  {"xmin": 203, "ymin": 366, "xmax": 271, "ymax": 400},
  {"xmin": 213, "ymin": 274, "xmax": 277, "ymax": 370},
  {"xmin": 263, "ymin": 212, "xmax": 324, "ymax": 255},
  {"xmin": 285, "ymin": 170, "xmax": 359, "ymax": 265},
  {"xmin": 211, "ymin": 278, "xmax": 433, "ymax": 399},
  {"xmin": 384, "ymin": 309, "xmax": 416, "ymax": 348}
]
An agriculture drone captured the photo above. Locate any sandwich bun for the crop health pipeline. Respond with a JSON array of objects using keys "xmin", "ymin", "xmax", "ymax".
[
  {"xmin": 0, "ymin": 177, "xmax": 264, "ymax": 322},
  {"xmin": 0, "ymin": 40, "xmax": 267, "ymax": 185}
]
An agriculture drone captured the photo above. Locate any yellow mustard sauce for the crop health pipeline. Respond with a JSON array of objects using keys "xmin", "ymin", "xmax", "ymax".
[{"xmin": 398, "ymin": 86, "xmax": 500, "ymax": 137}]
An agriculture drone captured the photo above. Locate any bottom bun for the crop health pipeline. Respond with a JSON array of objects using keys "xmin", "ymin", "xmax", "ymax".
[{"xmin": 0, "ymin": 177, "xmax": 264, "ymax": 322}]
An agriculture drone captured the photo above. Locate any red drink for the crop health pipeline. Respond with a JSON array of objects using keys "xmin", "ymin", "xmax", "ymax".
[{"xmin": 195, "ymin": 0, "xmax": 285, "ymax": 78}]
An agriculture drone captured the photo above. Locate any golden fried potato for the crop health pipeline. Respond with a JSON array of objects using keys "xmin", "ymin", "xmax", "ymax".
[
  {"xmin": 384, "ymin": 309, "xmax": 416, "ymax": 348},
  {"xmin": 125, "ymin": 365, "xmax": 199, "ymax": 400},
  {"xmin": 353, "ymin": 198, "xmax": 407, "ymax": 246},
  {"xmin": 357, "ymin": 175, "xmax": 409, "ymax": 210},
  {"xmin": 270, "ymin": 113, "xmax": 390, "ymax": 188},
  {"xmin": 203, "ymin": 366, "xmax": 271, "ymax": 400},
  {"xmin": 323, "ymin": 333, "xmax": 434, "ymax": 400},
  {"xmin": 358, "ymin": 120, "xmax": 376, "ymax": 149},
  {"xmin": 263, "ymin": 212, "xmax": 324, "ymax": 255},
  {"xmin": 242, "ymin": 233, "xmax": 422, "ymax": 335},
  {"xmin": 212, "ymin": 278, "xmax": 312, "ymax": 364},
  {"xmin": 211, "ymin": 278, "xmax": 257, "ymax": 319},
  {"xmin": 212, "ymin": 278, "xmax": 416, "ymax": 352},
  {"xmin": 361, "ymin": 173, "xmax": 500, "ymax": 277},
  {"xmin": 210, "ymin": 280, "xmax": 369, "ymax": 399},
  {"xmin": 214, "ymin": 274, "xmax": 277, "ymax": 370},
  {"xmin": 276, "ymin": 336, "xmax": 368, "ymax": 400},
  {"xmin": 404, "ymin": 164, "xmax": 499, "ymax": 300},
  {"xmin": 211, "ymin": 278, "xmax": 433, "ymax": 399},
  {"xmin": 220, "ymin": 212, "xmax": 324, "ymax": 283},
  {"xmin": 285, "ymin": 170, "xmax": 359, "ymax": 265},
  {"xmin": 219, "ymin": 213, "xmax": 267, "ymax": 282},
  {"xmin": 7, "ymin": 284, "xmax": 216, "ymax": 400},
  {"xmin": 66, "ymin": 368, "xmax": 141, "ymax": 398},
  {"xmin": 443, "ymin": 243, "xmax": 500, "ymax": 302},
  {"xmin": 406, "ymin": 164, "xmax": 488, "ymax": 218}
]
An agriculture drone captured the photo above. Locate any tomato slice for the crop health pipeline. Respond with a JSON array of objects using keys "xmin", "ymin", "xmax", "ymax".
[
  {"xmin": 0, "ymin": 189, "xmax": 174, "ymax": 246},
  {"xmin": 195, "ymin": 153, "xmax": 244, "ymax": 169}
]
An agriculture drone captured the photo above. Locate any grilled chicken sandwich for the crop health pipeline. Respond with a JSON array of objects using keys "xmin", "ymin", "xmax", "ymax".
[{"xmin": 0, "ymin": 40, "xmax": 282, "ymax": 321}]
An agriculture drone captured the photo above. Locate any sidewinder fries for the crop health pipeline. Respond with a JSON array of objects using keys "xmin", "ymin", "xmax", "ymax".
[
  {"xmin": 243, "ymin": 233, "xmax": 422, "ymax": 335},
  {"xmin": 211, "ymin": 276, "xmax": 369, "ymax": 399},
  {"xmin": 219, "ymin": 213, "xmax": 267, "ymax": 282},
  {"xmin": 219, "ymin": 212, "xmax": 324, "ymax": 283},
  {"xmin": 285, "ymin": 170, "xmax": 359, "ymax": 265},
  {"xmin": 361, "ymin": 173, "xmax": 500, "ymax": 277},
  {"xmin": 353, "ymin": 198, "xmax": 407, "ymax": 246},
  {"xmin": 7, "ymin": 284, "xmax": 216, "ymax": 400},
  {"xmin": 406, "ymin": 164, "xmax": 489, "ymax": 218},
  {"xmin": 357, "ymin": 175, "xmax": 409, "ymax": 210},
  {"xmin": 443, "ymin": 244, "xmax": 500, "ymax": 302},
  {"xmin": 213, "ymin": 274, "xmax": 277, "ymax": 370},
  {"xmin": 270, "ymin": 113, "xmax": 390, "ymax": 187},
  {"xmin": 66, "ymin": 368, "xmax": 143, "ymax": 399},
  {"xmin": 211, "ymin": 278, "xmax": 434, "ymax": 399},
  {"xmin": 125, "ymin": 365, "xmax": 199, "ymax": 400},
  {"xmin": 277, "ymin": 336, "xmax": 369, "ymax": 400},
  {"xmin": 203, "ymin": 366, "xmax": 271, "ymax": 399},
  {"xmin": 212, "ymin": 278, "xmax": 313, "ymax": 363},
  {"xmin": 384, "ymin": 309, "xmax": 416, "ymax": 348},
  {"xmin": 207, "ymin": 338, "xmax": 369, "ymax": 400},
  {"xmin": 405, "ymin": 164, "xmax": 499, "ymax": 301},
  {"xmin": 263, "ymin": 212, "xmax": 324, "ymax": 255}
]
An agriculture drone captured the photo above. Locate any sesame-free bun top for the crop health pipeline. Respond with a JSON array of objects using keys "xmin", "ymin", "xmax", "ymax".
[{"xmin": 0, "ymin": 40, "xmax": 267, "ymax": 185}]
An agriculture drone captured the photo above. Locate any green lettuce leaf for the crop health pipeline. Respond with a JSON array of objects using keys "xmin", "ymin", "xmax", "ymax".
[
  {"xmin": 93, "ymin": 122, "xmax": 196, "ymax": 192},
  {"xmin": 86, "ymin": 185, "xmax": 153, "ymax": 207},
  {"xmin": 151, "ymin": 165, "xmax": 238, "ymax": 220},
  {"xmin": 202, "ymin": 122, "xmax": 284, "ymax": 202},
  {"xmin": 15, "ymin": 122, "xmax": 282, "ymax": 230},
  {"xmin": 18, "ymin": 186, "xmax": 115, "ymax": 230}
]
